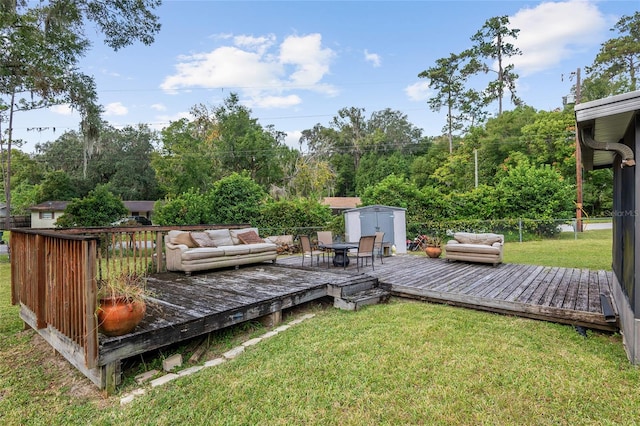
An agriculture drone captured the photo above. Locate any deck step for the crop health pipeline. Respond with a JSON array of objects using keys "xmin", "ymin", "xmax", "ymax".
[
  {"xmin": 327, "ymin": 276, "xmax": 379, "ymax": 298},
  {"xmin": 334, "ymin": 287, "xmax": 391, "ymax": 311}
]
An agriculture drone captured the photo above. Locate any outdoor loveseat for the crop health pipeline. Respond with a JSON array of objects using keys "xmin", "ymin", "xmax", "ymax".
[
  {"xmin": 444, "ymin": 232, "xmax": 504, "ymax": 266},
  {"xmin": 165, "ymin": 227, "xmax": 277, "ymax": 274}
]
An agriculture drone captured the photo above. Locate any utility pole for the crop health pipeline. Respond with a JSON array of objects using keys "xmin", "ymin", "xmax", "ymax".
[
  {"xmin": 574, "ymin": 68, "xmax": 583, "ymax": 232},
  {"xmin": 474, "ymin": 149, "xmax": 478, "ymax": 188}
]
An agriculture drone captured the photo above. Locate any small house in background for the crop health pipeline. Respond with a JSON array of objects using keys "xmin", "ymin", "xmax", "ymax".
[
  {"xmin": 322, "ymin": 197, "xmax": 361, "ymax": 215},
  {"xmin": 575, "ymin": 90, "xmax": 639, "ymax": 364},
  {"xmin": 30, "ymin": 200, "xmax": 156, "ymax": 228},
  {"xmin": 344, "ymin": 205, "xmax": 407, "ymax": 254}
]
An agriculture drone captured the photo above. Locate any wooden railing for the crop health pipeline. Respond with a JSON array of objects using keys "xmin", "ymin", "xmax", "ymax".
[
  {"xmin": 10, "ymin": 224, "xmax": 249, "ymax": 378},
  {"xmin": 11, "ymin": 229, "xmax": 100, "ymax": 369}
]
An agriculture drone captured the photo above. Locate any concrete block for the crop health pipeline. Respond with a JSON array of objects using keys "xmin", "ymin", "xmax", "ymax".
[
  {"xmin": 162, "ymin": 354, "xmax": 183, "ymax": 372},
  {"xmin": 242, "ymin": 337, "xmax": 262, "ymax": 347},
  {"xmin": 178, "ymin": 366, "xmax": 204, "ymax": 377},
  {"xmin": 135, "ymin": 369, "xmax": 159, "ymax": 384},
  {"xmin": 204, "ymin": 357, "xmax": 226, "ymax": 368},
  {"xmin": 151, "ymin": 373, "xmax": 179, "ymax": 388},
  {"xmin": 223, "ymin": 346, "xmax": 245, "ymax": 359}
]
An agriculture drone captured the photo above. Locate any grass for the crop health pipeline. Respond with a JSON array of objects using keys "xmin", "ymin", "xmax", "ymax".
[
  {"xmin": 1, "ymin": 229, "xmax": 638, "ymax": 425},
  {"xmin": 502, "ymin": 229, "xmax": 613, "ymax": 270}
]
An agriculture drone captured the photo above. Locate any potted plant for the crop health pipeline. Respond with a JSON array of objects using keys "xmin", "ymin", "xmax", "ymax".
[
  {"xmin": 96, "ymin": 270, "xmax": 148, "ymax": 337},
  {"xmin": 420, "ymin": 235, "xmax": 443, "ymax": 258}
]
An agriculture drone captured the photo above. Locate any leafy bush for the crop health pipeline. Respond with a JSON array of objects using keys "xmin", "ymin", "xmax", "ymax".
[
  {"xmin": 208, "ymin": 173, "xmax": 267, "ymax": 225},
  {"xmin": 257, "ymin": 198, "xmax": 332, "ymax": 236},
  {"xmin": 152, "ymin": 189, "xmax": 212, "ymax": 225},
  {"xmin": 55, "ymin": 185, "xmax": 127, "ymax": 227}
]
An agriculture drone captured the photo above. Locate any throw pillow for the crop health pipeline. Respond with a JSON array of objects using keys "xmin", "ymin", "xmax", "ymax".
[
  {"xmin": 205, "ymin": 229, "xmax": 234, "ymax": 246},
  {"xmin": 190, "ymin": 231, "xmax": 217, "ymax": 247},
  {"xmin": 173, "ymin": 232, "xmax": 197, "ymax": 248},
  {"xmin": 237, "ymin": 230, "xmax": 265, "ymax": 244}
]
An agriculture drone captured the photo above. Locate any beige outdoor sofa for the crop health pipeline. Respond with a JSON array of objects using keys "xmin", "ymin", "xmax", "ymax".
[
  {"xmin": 444, "ymin": 232, "xmax": 504, "ymax": 266},
  {"xmin": 165, "ymin": 227, "xmax": 277, "ymax": 274}
]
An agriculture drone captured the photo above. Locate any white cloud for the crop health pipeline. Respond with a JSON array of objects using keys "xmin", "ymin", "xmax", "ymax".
[
  {"xmin": 151, "ymin": 111, "xmax": 192, "ymax": 131},
  {"xmin": 279, "ymin": 34, "xmax": 336, "ymax": 91},
  {"xmin": 284, "ymin": 130, "xmax": 304, "ymax": 150},
  {"xmin": 151, "ymin": 103, "xmax": 167, "ymax": 112},
  {"xmin": 405, "ymin": 81, "xmax": 431, "ymax": 102},
  {"xmin": 507, "ymin": 0, "xmax": 612, "ymax": 76},
  {"xmin": 234, "ymin": 34, "xmax": 276, "ymax": 55},
  {"xmin": 50, "ymin": 104, "xmax": 73, "ymax": 116},
  {"xmin": 161, "ymin": 33, "xmax": 337, "ymax": 106},
  {"xmin": 104, "ymin": 102, "xmax": 128, "ymax": 116},
  {"xmin": 248, "ymin": 95, "xmax": 302, "ymax": 109},
  {"xmin": 364, "ymin": 49, "xmax": 381, "ymax": 67}
]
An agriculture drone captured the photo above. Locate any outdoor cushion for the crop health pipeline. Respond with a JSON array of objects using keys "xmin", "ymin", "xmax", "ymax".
[
  {"xmin": 171, "ymin": 231, "xmax": 197, "ymax": 248},
  {"xmin": 230, "ymin": 227, "xmax": 260, "ymax": 245},
  {"xmin": 248, "ymin": 243, "xmax": 278, "ymax": 254},
  {"xmin": 190, "ymin": 231, "xmax": 217, "ymax": 247},
  {"xmin": 445, "ymin": 242, "xmax": 501, "ymax": 255},
  {"xmin": 237, "ymin": 230, "xmax": 264, "ymax": 244},
  {"xmin": 221, "ymin": 245, "xmax": 252, "ymax": 256},
  {"xmin": 206, "ymin": 229, "xmax": 234, "ymax": 247},
  {"xmin": 181, "ymin": 247, "xmax": 226, "ymax": 261},
  {"xmin": 454, "ymin": 232, "xmax": 502, "ymax": 245}
]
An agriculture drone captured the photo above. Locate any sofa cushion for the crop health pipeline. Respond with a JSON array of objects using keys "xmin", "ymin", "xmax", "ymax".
[
  {"xmin": 248, "ymin": 242, "xmax": 278, "ymax": 254},
  {"xmin": 170, "ymin": 231, "xmax": 197, "ymax": 248},
  {"xmin": 222, "ymin": 245, "xmax": 252, "ymax": 256},
  {"xmin": 190, "ymin": 231, "xmax": 217, "ymax": 247},
  {"xmin": 206, "ymin": 229, "xmax": 234, "ymax": 246},
  {"xmin": 237, "ymin": 230, "xmax": 264, "ymax": 244},
  {"xmin": 230, "ymin": 227, "xmax": 259, "ymax": 245},
  {"xmin": 454, "ymin": 232, "xmax": 502, "ymax": 245},
  {"xmin": 446, "ymin": 243, "xmax": 501, "ymax": 255},
  {"xmin": 181, "ymin": 247, "xmax": 226, "ymax": 261}
]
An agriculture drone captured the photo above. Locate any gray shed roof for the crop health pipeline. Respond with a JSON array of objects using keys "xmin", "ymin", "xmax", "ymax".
[
  {"xmin": 344, "ymin": 204, "xmax": 406, "ymax": 213},
  {"xmin": 575, "ymin": 90, "xmax": 640, "ymax": 169}
]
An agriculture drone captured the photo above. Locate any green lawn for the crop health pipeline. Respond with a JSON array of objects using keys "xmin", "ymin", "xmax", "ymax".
[
  {"xmin": 503, "ymin": 229, "xmax": 612, "ymax": 270},
  {"xmin": 1, "ymin": 229, "xmax": 638, "ymax": 425}
]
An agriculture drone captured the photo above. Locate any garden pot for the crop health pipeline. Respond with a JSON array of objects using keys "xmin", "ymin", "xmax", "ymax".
[
  {"xmin": 97, "ymin": 296, "xmax": 146, "ymax": 336},
  {"xmin": 425, "ymin": 246, "xmax": 442, "ymax": 258}
]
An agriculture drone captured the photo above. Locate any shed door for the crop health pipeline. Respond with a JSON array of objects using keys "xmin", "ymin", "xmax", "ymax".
[{"xmin": 360, "ymin": 211, "xmax": 394, "ymax": 243}]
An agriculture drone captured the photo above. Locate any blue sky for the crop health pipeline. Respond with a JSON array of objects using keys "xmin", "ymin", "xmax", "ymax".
[{"xmin": 12, "ymin": 0, "xmax": 638, "ymax": 153}]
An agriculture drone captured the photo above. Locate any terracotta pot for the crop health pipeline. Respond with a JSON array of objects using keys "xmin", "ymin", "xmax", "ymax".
[
  {"xmin": 97, "ymin": 296, "xmax": 146, "ymax": 337},
  {"xmin": 425, "ymin": 246, "xmax": 442, "ymax": 258}
]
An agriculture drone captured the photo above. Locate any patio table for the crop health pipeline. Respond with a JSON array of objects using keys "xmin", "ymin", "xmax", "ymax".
[{"xmin": 318, "ymin": 242, "xmax": 359, "ymax": 267}]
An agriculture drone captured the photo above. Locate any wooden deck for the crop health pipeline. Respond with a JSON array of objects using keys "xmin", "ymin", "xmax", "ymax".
[
  {"xmin": 277, "ymin": 254, "xmax": 618, "ymax": 331},
  {"xmin": 98, "ymin": 266, "xmax": 360, "ymax": 370},
  {"xmin": 31, "ymin": 253, "xmax": 617, "ymax": 391}
]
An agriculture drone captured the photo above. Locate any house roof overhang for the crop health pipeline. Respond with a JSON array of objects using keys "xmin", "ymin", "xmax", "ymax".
[{"xmin": 575, "ymin": 90, "xmax": 640, "ymax": 170}]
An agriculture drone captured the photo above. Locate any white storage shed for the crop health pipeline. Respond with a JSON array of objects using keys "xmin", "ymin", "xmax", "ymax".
[{"xmin": 344, "ymin": 205, "xmax": 407, "ymax": 254}]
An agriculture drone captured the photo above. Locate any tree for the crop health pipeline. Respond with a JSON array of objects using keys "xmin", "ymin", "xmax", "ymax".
[
  {"xmin": 55, "ymin": 184, "xmax": 127, "ymax": 227},
  {"xmin": 366, "ymin": 108, "xmax": 423, "ymax": 154},
  {"xmin": 1, "ymin": 0, "xmax": 161, "ymax": 229},
  {"xmin": 208, "ymin": 173, "xmax": 268, "ymax": 225},
  {"xmin": 86, "ymin": 124, "xmax": 161, "ymax": 200},
  {"xmin": 495, "ymin": 159, "xmax": 574, "ymax": 220},
  {"xmin": 288, "ymin": 154, "xmax": 335, "ymax": 199},
  {"xmin": 211, "ymin": 94, "xmax": 289, "ymax": 188},
  {"xmin": 37, "ymin": 170, "xmax": 78, "ymax": 202},
  {"xmin": 152, "ymin": 117, "xmax": 221, "ymax": 197},
  {"xmin": 470, "ymin": 16, "xmax": 522, "ymax": 115},
  {"xmin": 418, "ymin": 52, "xmax": 483, "ymax": 152},
  {"xmin": 587, "ymin": 11, "xmax": 640, "ymax": 93}
]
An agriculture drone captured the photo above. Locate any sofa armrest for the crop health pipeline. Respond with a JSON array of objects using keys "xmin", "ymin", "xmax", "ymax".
[{"xmin": 165, "ymin": 240, "xmax": 188, "ymax": 271}]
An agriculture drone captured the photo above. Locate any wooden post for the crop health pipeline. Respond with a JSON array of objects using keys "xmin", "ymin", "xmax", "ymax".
[
  {"xmin": 84, "ymin": 239, "xmax": 98, "ymax": 369},
  {"xmin": 575, "ymin": 68, "xmax": 583, "ymax": 232},
  {"xmin": 35, "ymin": 234, "xmax": 47, "ymax": 329}
]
